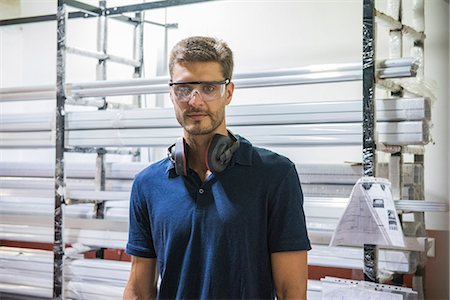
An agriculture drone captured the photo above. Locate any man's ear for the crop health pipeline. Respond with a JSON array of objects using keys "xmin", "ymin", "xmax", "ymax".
[{"xmin": 225, "ymin": 81, "xmax": 234, "ymax": 105}]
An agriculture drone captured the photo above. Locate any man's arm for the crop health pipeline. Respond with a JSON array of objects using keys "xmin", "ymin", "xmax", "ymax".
[
  {"xmin": 271, "ymin": 250, "xmax": 308, "ymax": 300},
  {"xmin": 123, "ymin": 256, "xmax": 158, "ymax": 300}
]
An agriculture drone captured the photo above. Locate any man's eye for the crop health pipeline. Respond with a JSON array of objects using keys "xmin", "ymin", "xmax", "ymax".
[
  {"xmin": 176, "ymin": 86, "xmax": 192, "ymax": 95},
  {"xmin": 202, "ymin": 84, "xmax": 217, "ymax": 94}
]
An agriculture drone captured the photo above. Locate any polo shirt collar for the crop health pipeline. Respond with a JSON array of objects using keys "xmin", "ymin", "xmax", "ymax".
[
  {"xmin": 165, "ymin": 159, "xmax": 177, "ymax": 178},
  {"xmin": 231, "ymin": 135, "xmax": 253, "ymax": 167}
]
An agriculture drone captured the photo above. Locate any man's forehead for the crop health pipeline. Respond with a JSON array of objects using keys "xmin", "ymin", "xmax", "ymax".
[
  {"xmin": 174, "ymin": 61, "xmax": 221, "ymax": 70},
  {"xmin": 172, "ymin": 61, "xmax": 223, "ymax": 80}
]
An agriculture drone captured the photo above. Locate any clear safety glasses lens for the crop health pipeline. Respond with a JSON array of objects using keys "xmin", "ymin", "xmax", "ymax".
[{"xmin": 169, "ymin": 79, "xmax": 230, "ymax": 102}]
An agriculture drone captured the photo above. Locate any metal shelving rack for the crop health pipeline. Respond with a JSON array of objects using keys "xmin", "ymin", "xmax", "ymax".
[
  {"xmin": 0, "ymin": 1, "xmax": 212, "ymax": 299},
  {"xmin": 0, "ymin": 0, "xmax": 446, "ymax": 299},
  {"xmin": 368, "ymin": 0, "xmax": 430, "ymax": 295},
  {"xmin": 53, "ymin": 1, "xmax": 213, "ymax": 298}
]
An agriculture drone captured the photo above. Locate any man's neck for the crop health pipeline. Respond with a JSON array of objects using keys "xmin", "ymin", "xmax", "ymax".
[{"xmin": 184, "ymin": 130, "xmax": 227, "ymax": 181}]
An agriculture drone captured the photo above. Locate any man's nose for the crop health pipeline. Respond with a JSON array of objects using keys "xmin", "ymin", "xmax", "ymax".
[{"xmin": 187, "ymin": 90, "xmax": 204, "ymax": 105}]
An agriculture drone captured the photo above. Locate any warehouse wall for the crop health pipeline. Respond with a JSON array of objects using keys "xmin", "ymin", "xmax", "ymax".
[
  {"xmin": 444, "ymin": 2, "xmax": 450, "ymax": 297},
  {"xmin": 2, "ymin": 0, "xmax": 447, "ymax": 230},
  {"xmin": 0, "ymin": 0, "xmax": 449, "ymax": 297}
]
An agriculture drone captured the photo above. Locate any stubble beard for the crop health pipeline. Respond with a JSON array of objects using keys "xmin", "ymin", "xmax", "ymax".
[{"xmin": 178, "ymin": 107, "xmax": 225, "ymax": 136}]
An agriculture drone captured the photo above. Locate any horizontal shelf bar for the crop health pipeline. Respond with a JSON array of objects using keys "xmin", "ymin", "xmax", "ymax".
[
  {"xmin": 0, "ymin": 161, "xmax": 143, "ymax": 179},
  {"xmin": 0, "ymin": 120, "xmax": 430, "ymax": 148},
  {"xmin": 0, "ymin": 0, "xmax": 214, "ymax": 27},
  {"xmin": 66, "ymin": 190, "xmax": 130, "ymax": 202},
  {"xmin": 0, "ymin": 58, "xmax": 418, "ymax": 101},
  {"xmin": 102, "ymin": 0, "xmax": 216, "ymax": 16},
  {"xmin": 0, "ymin": 97, "xmax": 430, "ymax": 132},
  {"xmin": 65, "ymin": 121, "xmax": 429, "ymax": 147},
  {"xmin": 0, "ymin": 224, "xmax": 127, "ymax": 248},
  {"xmin": 0, "ymin": 235, "xmax": 418, "ymax": 274},
  {"xmin": 0, "ymin": 90, "xmax": 55, "ymax": 102},
  {"xmin": 0, "ymin": 246, "xmax": 323, "ymax": 298},
  {"xmin": 395, "ymin": 200, "xmax": 449, "ymax": 213},
  {"xmin": 0, "ymin": 161, "xmax": 421, "ymax": 186},
  {"xmin": 65, "ymin": 0, "xmax": 101, "ymax": 16},
  {"xmin": 66, "ymin": 46, "xmax": 141, "ymax": 67},
  {"xmin": 0, "ymin": 178, "xmax": 132, "ymax": 193},
  {"xmin": 69, "ymin": 97, "xmax": 430, "ymax": 129}
]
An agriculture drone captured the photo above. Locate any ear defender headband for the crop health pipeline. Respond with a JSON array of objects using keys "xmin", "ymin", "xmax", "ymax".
[{"xmin": 167, "ymin": 131, "xmax": 240, "ymax": 176}]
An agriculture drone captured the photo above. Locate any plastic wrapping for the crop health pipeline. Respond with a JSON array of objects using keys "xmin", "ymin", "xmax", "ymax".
[
  {"xmin": 66, "ymin": 281, "xmax": 125, "ymax": 300},
  {"xmin": 389, "ymin": 30, "xmax": 402, "ymax": 59},
  {"xmin": 0, "ymin": 247, "xmax": 129, "ymax": 299},
  {"xmin": 386, "ymin": 0, "xmax": 401, "ymax": 20},
  {"xmin": 66, "ymin": 96, "xmax": 106, "ymax": 108},
  {"xmin": 410, "ymin": 45, "xmax": 424, "ymax": 81},
  {"xmin": 65, "ymin": 258, "xmax": 130, "ymax": 299},
  {"xmin": 412, "ymin": 0, "xmax": 425, "ymax": 32},
  {"xmin": 65, "ymin": 243, "xmax": 94, "ymax": 259},
  {"xmin": 309, "ymin": 244, "xmax": 416, "ymax": 273},
  {"xmin": 387, "ymin": 0, "xmax": 402, "ymax": 59}
]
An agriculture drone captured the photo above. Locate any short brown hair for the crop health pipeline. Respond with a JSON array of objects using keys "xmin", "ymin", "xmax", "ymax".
[{"xmin": 169, "ymin": 36, "xmax": 234, "ymax": 80}]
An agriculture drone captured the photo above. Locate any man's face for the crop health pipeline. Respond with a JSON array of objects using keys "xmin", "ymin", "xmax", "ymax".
[{"xmin": 170, "ymin": 61, "xmax": 234, "ymax": 136}]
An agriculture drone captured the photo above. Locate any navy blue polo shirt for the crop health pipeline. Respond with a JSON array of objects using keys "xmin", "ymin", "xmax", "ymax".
[{"xmin": 126, "ymin": 136, "xmax": 311, "ymax": 299}]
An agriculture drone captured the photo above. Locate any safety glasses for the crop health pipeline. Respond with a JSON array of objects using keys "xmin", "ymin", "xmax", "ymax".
[{"xmin": 169, "ymin": 79, "xmax": 230, "ymax": 102}]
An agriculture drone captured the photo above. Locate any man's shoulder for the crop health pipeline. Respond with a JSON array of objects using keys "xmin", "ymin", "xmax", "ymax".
[
  {"xmin": 251, "ymin": 144, "xmax": 294, "ymax": 170},
  {"xmin": 237, "ymin": 135, "xmax": 293, "ymax": 168},
  {"xmin": 134, "ymin": 157, "xmax": 170, "ymax": 183}
]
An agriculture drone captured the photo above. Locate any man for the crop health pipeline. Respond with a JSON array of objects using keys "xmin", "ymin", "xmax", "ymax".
[{"xmin": 124, "ymin": 36, "xmax": 311, "ymax": 299}]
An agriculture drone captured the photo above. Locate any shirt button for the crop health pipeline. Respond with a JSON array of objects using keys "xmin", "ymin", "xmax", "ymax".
[{"xmin": 199, "ymin": 188, "xmax": 204, "ymax": 194}]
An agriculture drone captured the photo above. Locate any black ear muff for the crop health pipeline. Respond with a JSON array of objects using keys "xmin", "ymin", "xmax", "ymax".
[
  {"xmin": 167, "ymin": 137, "xmax": 187, "ymax": 176},
  {"xmin": 168, "ymin": 131, "xmax": 239, "ymax": 176},
  {"xmin": 206, "ymin": 131, "xmax": 240, "ymax": 173}
]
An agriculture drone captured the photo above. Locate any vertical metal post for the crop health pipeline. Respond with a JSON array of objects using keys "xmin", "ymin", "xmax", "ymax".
[
  {"xmin": 132, "ymin": 11, "xmax": 144, "ymax": 163},
  {"xmin": 95, "ymin": 0, "xmax": 107, "ymax": 218},
  {"xmin": 387, "ymin": 0, "xmax": 404, "ymax": 286},
  {"xmin": 413, "ymin": 153, "xmax": 426, "ymax": 299},
  {"xmin": 411, "ymin": 1, "xmax": 426, "ymax": 297},
  {"xmin": 133, "ymin": 11, "xmax": 144, "ymax": 108},
  {"xmin": 411, "ymin": 0, "xmax": 425, "ymax": 204},
  {"xmin": 362, "ymin": 0, "xmax": 378, "ymax": 283},
  {"xmin": 145, "ymin": 9, "xmax": 171, "ymax": 163},
  {"xmin": 390, "ymin": 152, "xmax": 404, "ymax": 286},
  {"xmin": 97, "ymin": 0, "xmax": 107, "ymax": 88},
  {"xmin": 155, "ymin": 8, "xmax": 169, "ymax": 108},
  {"xmin": 54, "ymin": 0, "xmax": 66, "ymax": 298},
  {"xmin": 386, "ymin": 0, "xmax": 403, "ymax": 200}
]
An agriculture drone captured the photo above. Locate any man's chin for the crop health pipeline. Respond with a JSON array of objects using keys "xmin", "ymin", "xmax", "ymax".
[{"xmin": 185, "ymin": 128, "xmax": 214, "ymax": 136}]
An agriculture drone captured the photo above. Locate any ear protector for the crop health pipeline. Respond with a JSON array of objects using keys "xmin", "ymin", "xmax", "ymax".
[{"xmin": 167, "ymin": 131, "xmax": 240, "ymax": 176}]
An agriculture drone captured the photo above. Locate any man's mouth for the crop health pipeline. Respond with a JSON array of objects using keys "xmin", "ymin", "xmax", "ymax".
[{"xmin": 186, "ymin": 111, "xmax": 208, "ymax": 120}]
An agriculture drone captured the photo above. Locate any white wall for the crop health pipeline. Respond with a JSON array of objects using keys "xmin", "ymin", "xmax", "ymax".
[
  {"xmin": 421, "ymin": 0, "xmax": 449, "ymax": 231},
  {"xmin": 0, "ymin": 1, "xmax": 448, "ymax": 230},
  {"xmin": 447, "ymin": 2, "xmax": 450, "ymax": 296}
]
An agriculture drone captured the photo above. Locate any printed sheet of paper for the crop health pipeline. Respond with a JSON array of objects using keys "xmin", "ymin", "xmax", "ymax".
[
  {"xmin": 320, "ymin": 276, "xmax": 417, "ymax": 300},
  {"xmin": 330, "ymin": 177, "xmax": 405, "ymax": 248},
  {"xmin": 321, "ymin": 281, "xmax": 403, "ymax": 300}
]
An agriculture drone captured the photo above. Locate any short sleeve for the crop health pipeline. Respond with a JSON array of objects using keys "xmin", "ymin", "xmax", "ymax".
[
  {"xmin": 268, "ymin": 165, "xmax": 311, "ymax": 253},
  {"xmin": 125, "ymin": 177, "xmax": 157, "ymax": 258}
]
